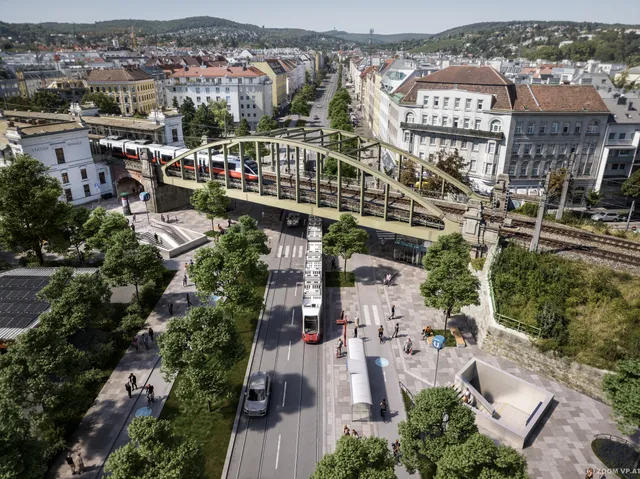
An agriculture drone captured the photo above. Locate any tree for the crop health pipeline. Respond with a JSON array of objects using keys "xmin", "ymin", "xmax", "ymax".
[
  {"xmin": 420, "ymin": 251, "xmax": 479, "ymax": 329},
  {"xmin": 159, "ymin": 306, "xmax": 243, "ymax": 411},
  {"xmin": 311, "ymin": 436, "xmax": 396, "ymax": 479},
  {"xmin": 188, "ymin": 103, "xmax": 219, "ymax": 148},
  {"xmin": 622, "ymin": 169, "xmax": 640, "ymax": 198},
  {"xmin": 179, "ymin": 96, "xmax": 196, "ymax": 125},
  {"xmin": 291, "ymin": 93, "xmax": 310, "ymax": 117},
  {"xmin": 83, "ymin": 207, "xmax": 130, "ymax": 252},
  {"xmin": 210, "ymin": 100, "xmax": 234, "ymax": 137},
  {"xmin": 398, "ymin": 387, "xmax": 478, "ymax": 474},
  {"xmin": 585, "ymin": 190, "xmax": 603, "ymax": 210},
  {"xmin": 172, "ymin": 96, "xmax": 179, "ymax": 109},
  {"xmin": 400, "ymin": 158, "xmax": 418, "ymax": 186},
  {"xmin": 46, "ymin": 204, "xmax": 91, "ymax": 262},
  {"xmin": 82, "ymin": 92, "xmax": 121, "ymax": 114},
  {"xmin": 0, "ymin": 154, "xmax": 66, "ymax": 265},
  {"xmin": 422, "ymin": 233, "xmax": 470, "ymax": 271},
  {"xmin": 32, "ymin": 90, "xmax": 65, "ymax": 111},
  {"xmin": 323, "ymin": 214, "xmax": 369, "ymax": 280},
  {"xmin": 101, "ymin": 230, "xmax": 164, "ymax": 301},
  {"xmin": 235, "ymin": 117, "xmax": 250, "ymax": 137},
  {"xmin": 323, "ymin": 157, "xmax": 357, "ymax": 179},
  {"xmin": 602, "ymin": 359, "xmax": 640, "ymax": 435},
  {"xmin": 256, "ymin": 115, "xmax": 279, "ymax": 133},
  {"xmin": 435, "ymin": 433, "xmax": 528, "ymax": 479},
  {"xmin": 233, "ymin": 118, "xmax": 255, "ymax": 158},
  {"xmin": 104, "ymin": 416, "xmax": 205, "ymax": 478},
  {"xmin": 190, "ymin": 180, "xmax": 230, "ymax": 230},
  {"xmin": 421, "ymin": 150, "xmax": 467, "ymax": 194},
  {"xmin": 548, "ymin": 168, "xmax": 568, "ymax": 200},
  {"xmin": 305, "ymin": 69, "xmax": 311, "ymax": 85}
]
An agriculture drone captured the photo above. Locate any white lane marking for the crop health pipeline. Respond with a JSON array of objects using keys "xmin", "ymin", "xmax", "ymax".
[
  {"xmin": 287, "ymin": 341, "xmax": 291, "ymax": 360},
  {"xmin": 282, "ymin": 382, "xmax": 287, "ymax": 407},
  {"xmin": 284, "ymin": 245, "xmax": 290, "ymax": 258},
  {"xmin": 383, "ymin": 370, "xmax": 387, "ymax": 383},
  {"xmin": 291, "ymin": 309, "xmax": 295, "ymax": 326},
  {"xmin": 295, "ymin": 283, "xmax": 298, "ymax": 296},
  {"xmin": 275, "ymin": 434, "xmax": 281, "ymax": 469},
  {"xmin": 372, "ymin": 305, "xmax": 381, "ymax": 326},
  {"xmin": 301, "ymin": 230, "xmax": 304, "ymax": 238},
  {"xmin": 363, "ymin": 304, "xmax": 371, "ymax": 326},
  {"xmin": 299, "ymin": 245, "xmax": 304, "ymax": 258},
  {"xmin": 277, "ymin": 245, "xmax": 283, "ymax": 258}
]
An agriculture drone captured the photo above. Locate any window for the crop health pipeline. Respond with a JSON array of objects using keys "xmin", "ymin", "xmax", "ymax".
[
  {"xmin": 488, "ymin": 143, "xmax": 496, "ymax": 154},
  {"xmin": 196, "ymin": 96, "xmax": 201, "ymax": 103},
  {"xmin": 453, "ymin": 117, "xmax": 460, "ymax": 128},
  {"xmin": 512, "ymin": 143, "xmax": 520, "ymax": 155},
  {"xmin": 472, "ymin": 141, "xmax": 479, "ymax": 152},
  {"xmin": 608, "ymin": 132, "xmax": 615, "ymax": 141},
  {"xmin": 619, "ymin": 133, "xmax": 626, "ymax": 140},
  {"xmin": 584, "ymin": 163, "xmax": 592, "ymax": 176},
  {"xmin": 216, "ymin": 87, "xmax": 220, "ymax": 93},
  {"xmin": 422, "ymin": 115, "xmax": 428, "ymax": 124},
  {"xmin": 586, "ymin": 120, "xmax": 599, "ymax": 133},
  {"xmin": 433, "ymin": 97, "xmax": 439, "ymax": 107},
  {"xmin": 216, "ymin": 96, "xmax": 220, "ymax": 101},
  {"xmin": 515, "ymin": 122, "xmax": 523, "ymax": 134},
  {"xmin": 535, "ymin": 144, "xmax": 543, "ymax": 155},
  {"xmin": 55, "ymin": 148, "xmax": 65, "ymax": 164},
  {"xmin": 225, "ymin": 87, "xmax": 230, "ymax": 93},
  {"xmin": 430, "ymin": 136, "xmax": 436, "ymax": 145},
  {"xmin": 509, "ymin": 162, "xmax": 517, "ymax": 175},
  {"xmin": 574, "ymin": 122, "xmax": 582, "ymax": 134},
  {"xmin": 470, "ymin": 160, "xmax": 477, "ymax": 172},
  {"xmin": 454, "ymin": 98, "xmax": 460, "ymax": 109},
  {"xmin": 461, "ymin": 140, "xmax": 468, "ymax": 150},
  {"xmin": 559, "ymin": 144, "xmax": 567, "ymax": 154},
  {"xmin": 589, "ymin": 143, "xmax": 596, "ymax": 154},
  {"xmin": 206, "ymin": 96, "xmax": 211, "ymax": 103},
  {"xmin": 99, "ymin": 172, "xmax": 106, "ymax": 184},
  {"xmin": 404, "ymin": 131, "xmax": 410, "ymax": 143},
  {"xmin": 477, "ymin": 100, "xmax": 484, "ymax": 110},
  {"xmin": 612, "ymin": 163, "xmax": 619, "ymax": 170},
  {"xmin": 520, "ymin": 162, "xmax": 528, "ymax": 176},
  {"xmin": 563, "ymin": 122, "xmax": 570, "ymax": 133},
  {"xmin": 527, "ymin": 123, "xmax": 535, "ymax": 134},
  {"xmin": 83, "ymin": 184, "xmax": 91, "ymax": 197},
  {"xmin": 423, "ymin": 96, "xmax": 429, "ymax": 106},
  {"xmin": 405, "ymin": 112, "xmax": 415, "ymax": 123},
  {"xmin": 551, "ymin": 122, "xmax": 559, "ymax": 134},
  {"xmin": 64, "ymin": 188, "xmax": 73, "ymax": 202},
  {"xmin": 80, "ymin": 168, "xmax": 88, "ymax": 180},
  {"xmin": 484, "ymin": 163, "xmax": 492, "ymax": 174},
  {"xmin": 539, "ymin": 122, "xmax": 547, "ymax": 134},
  {"xmin": 442, "ymin": 116, "xmax": 449, "ymax": 126},
  {"xmin": 432, "ymin": 115, "xmax": 439, "ymax": 125},
  {"xmin": 474, "ymin": 119, "xmax": 481, "ymax": 130},
  {"xmin": 443, "ymin": 97, "xmax": 449, "ymax": 108},
  {"xmin": 490, "ymin": 120, "xmax": 501, "ymax": 132},
  {"xmin": 61, "ymin": 172, "xmax": 69, "ymax": 184},
  {"xmin": 465, "ymin": 99, "xmax": 472, "ymax": 110},
  {"xmin": 543, "ymin": 161, "xmax": 551, "ymax": 174},
  {"xmin": 532, "ymin": 161, "xmax": 540, "ymax": 177},
  {"xmin": 195, "ymin": 87, "xmax": 201, "ymax": 94},
  {"xmin": 420, "ymin": 135, "xmax": 426, "ymax": 144},
  {"xmin": 419, "ymin": 152, "xmax": 425, "ymax": 159},
  {"xmin": 524, "ymin": 144, "xmax": 532, "ymax": 155},
  {"xmin": 463, "ymin": 118, "xmax": 470, "ymax": 129}
]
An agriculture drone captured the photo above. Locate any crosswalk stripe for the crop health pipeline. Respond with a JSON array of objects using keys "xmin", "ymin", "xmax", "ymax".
[
  {"xmin": 284, "ymin": 245, "xmax": 290, "ymax": 257},
  {"xmin": 372, "ymin": 305, "xmax": 381, "ymax": 325},
  {"xmin": 362, "ymin": 305, "xmax": 371, "ymax": 326},
  {"xmin": 277, "ymin": 245, "xmax": 283, "ymax": 257}
]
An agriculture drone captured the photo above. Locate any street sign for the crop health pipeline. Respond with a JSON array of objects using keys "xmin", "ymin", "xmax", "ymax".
[
  {"xmin": 432, "ymin": 335, "xmax": 446, "ymax": 350},
  {"xmin": 94, "ymin": 182, "xmax": 100, "ymax": 189}
]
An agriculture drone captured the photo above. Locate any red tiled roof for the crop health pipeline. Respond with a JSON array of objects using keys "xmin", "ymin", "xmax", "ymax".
[
  {"xmin": 170, "ymin": 66, "xmax": 267, "ymax": 78},
  {"xmin": 87, "ymin": 68, "xmax": 152, "ymax": 82},
  {"xmin": 513, "ymin": 85, "xmax": 610, "ymax": 112},
  {"xmin": 419, "ymin": 66, "xmax": 510, "ymax": 86}
]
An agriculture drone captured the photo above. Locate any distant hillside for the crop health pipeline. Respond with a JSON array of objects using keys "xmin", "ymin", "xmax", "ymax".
[{"xmin": 321, "ymin": 30, "xmax": 432, "ymax": 44}]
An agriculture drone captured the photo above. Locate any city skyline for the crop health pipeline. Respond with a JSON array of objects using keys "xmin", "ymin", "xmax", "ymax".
[{"xmin": 2, "ymin": 0, "xmax": 640, "ymax": 35}]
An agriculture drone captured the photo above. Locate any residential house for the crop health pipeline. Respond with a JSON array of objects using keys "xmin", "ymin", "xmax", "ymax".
[
  {"xmin": 86, "ymin": 68, "xmax": 158, "ymax": 116},
  {"xmin": 251, "ymin": 59, "xmax": 288, "ymax": 113}
]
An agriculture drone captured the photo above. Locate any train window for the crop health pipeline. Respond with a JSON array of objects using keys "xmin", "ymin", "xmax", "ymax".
[
  {"xmin": 161, "ymin": 154, "xmax": 173, "ymax": 163},
  {"xmin": 228, "ymin": 163, "xmax": 237, "ymax": 171},
  {"xmin": 126, "ymin": 149, "xmax": 137, "ymax": 155},
  {"xmin": 113, "ymin": 147, "xmax": 123, "ymax": 154},
  {"xmin": 212, "ymin": 160, "xmax": 225, "ymax": 169}
]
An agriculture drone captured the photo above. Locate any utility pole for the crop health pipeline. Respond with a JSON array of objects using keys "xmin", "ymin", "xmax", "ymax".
[
  {"xmin": 626, "ymin": 200, "xmax": 636, "ymax": 232},
  {"xmin": 555, "ymin": 153, "xmax": 576, "ymax": 221},
  {"xmin": 530, "ymin": 172, "xmax": 550, "ymax": 253},
  {"xmin": 369, "ymin": 29, "xmax": 374, "ymax": 66}
]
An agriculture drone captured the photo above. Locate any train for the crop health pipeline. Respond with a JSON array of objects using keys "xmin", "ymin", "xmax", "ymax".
[
  {"xmin": 98, "ymin": 136, "xmax": 260, "ymax": 181},
  {"xmin": 302, "ymin": 216, "xmax": 324, "ymax": 344}
]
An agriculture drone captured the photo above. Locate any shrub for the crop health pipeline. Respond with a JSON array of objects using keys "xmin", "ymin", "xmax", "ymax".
[
  {"xmin": 470, "ymin": 257, "xmax": 486, "ymax": 271},
  {"xmin": 514, "ymin": 202, "xmax": 538, "ymax": 217}
]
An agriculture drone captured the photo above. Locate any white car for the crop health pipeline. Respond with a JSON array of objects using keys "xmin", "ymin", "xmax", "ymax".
[{"xmin": 591, "ymin": 212, "xmax": 620, "ymax": 222}]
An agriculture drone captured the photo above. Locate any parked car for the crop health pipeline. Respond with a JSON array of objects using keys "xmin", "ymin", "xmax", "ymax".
[
  {"xmin": 313, "ymin": 115, "xmax": 320, "ymax": 120},
  {"xmin": 244, "ymin": 371, "xmax": 271, "ymax": 417},
  {"xmin": 316, "ymin": 104, "xmax": 322, "ymax": 108},
  {"xmin": 287, "ymin": 212, "xmax": 301, "ymax": 227},
  {"xmin": 591, "ymin": 212, "xmax": 620, "ymax": 222}
]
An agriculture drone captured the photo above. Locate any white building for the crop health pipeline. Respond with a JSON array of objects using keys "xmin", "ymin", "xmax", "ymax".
[
  {"xmin": 1, "ymin": 120, "xmax": 114, "ymax": 205},
  {"xmin": 166, "ymin": 66, "xmax": 273, "ymax": 130}
]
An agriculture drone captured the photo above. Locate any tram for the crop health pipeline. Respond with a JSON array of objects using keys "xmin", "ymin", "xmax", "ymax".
[{"xmin": 302, "ymin": 216, "xmax": 324, "ymax": 344}]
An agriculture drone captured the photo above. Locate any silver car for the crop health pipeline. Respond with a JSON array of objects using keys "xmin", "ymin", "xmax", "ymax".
[
  {"xmin": 591, "ymin": 212, "xmax": 620, "ymax": 222},
  {"xmin": 244, "ymin": 371, "xmax": 271, "ymax": 417}
]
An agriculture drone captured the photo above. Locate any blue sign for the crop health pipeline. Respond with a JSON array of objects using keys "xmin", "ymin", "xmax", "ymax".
[
  {"xmin": 135, "ymin": 407, "xmax": 152, "ymax": 417},
  {"xmin": 432, "ymin": 335, "xmax": 446, "ymax": 350},
  {"xmin": 139, "ymin": 192, "xmax": 150, "ymax": 202},
  {"xmin": 375, "ymin": 358, "xmax": 389, "ymax": 367}
]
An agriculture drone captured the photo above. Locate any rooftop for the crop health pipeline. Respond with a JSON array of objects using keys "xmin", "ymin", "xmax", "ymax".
[
  {"xmin": 170, "ymin": 66, "xmax": 267, "ymax": 78},
  {"xmin": 603, "ymin": 97, "xmax": 640, "ymax": 124},
  {"xmin": 12, "ymin": 121, "xmax": 88, "ymax": 137},
  {"xmin": 87, "ymin": 68, "xmax": 152, "ymax": 83},
  {"xmin": 2, "ymin": 110, "xmax": 170, "ymax": 132}
]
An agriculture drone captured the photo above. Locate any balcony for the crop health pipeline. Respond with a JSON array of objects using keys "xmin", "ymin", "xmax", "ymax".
[{"xmin": 400, "ymin": 122, "xmax": 503, "ymax": 141}]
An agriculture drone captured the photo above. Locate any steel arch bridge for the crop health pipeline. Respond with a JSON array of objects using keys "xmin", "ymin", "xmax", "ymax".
[{"xmin": 158, "ymin": 127, "xmax": 487, "ymax": 241}]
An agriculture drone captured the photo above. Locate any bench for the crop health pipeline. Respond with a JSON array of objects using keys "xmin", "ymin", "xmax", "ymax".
[{"xmin": 449, "ymin": 326, "xmax": 466, "ymax": 348}]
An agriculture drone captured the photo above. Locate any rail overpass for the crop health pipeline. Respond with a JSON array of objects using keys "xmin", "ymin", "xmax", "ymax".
[{"xmin": 139, "ymin": 127, "xmax": 504, "ymax": 244}]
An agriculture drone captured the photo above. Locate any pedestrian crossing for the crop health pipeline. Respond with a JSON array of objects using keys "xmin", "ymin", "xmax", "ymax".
[
  {"xmin": 276, "ymin": 244, "xmax": 305, "ymax": 258},
  {"xmin": 361, "ymin": 304, "xmax": 382, "ymax": 326}
]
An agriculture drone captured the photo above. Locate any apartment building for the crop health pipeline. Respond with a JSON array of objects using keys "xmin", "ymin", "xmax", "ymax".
[
  {"xmin": 251, "ymin": 59, "xmax": 288, "ymax": 113},
  {"xmin": 86, "ymin": 68, "xmax": 158, "ymax": 116},
  {"xmin": 166, "ymin": 66, "xmax": 273, "ymax": 130}
]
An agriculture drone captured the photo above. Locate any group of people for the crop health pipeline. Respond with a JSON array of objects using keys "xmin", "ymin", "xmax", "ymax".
[
  {"xmin": 65, "ymin": 451, "xmax": 85, "ymax": 475},
  {"xmin": 342, "ymin": 425, "xmax": 360, "ymax": 438},
  {"xmin": 131, "ymin": 327, "xmax": 155, "ymax": 352},
  {"xmin": 391, "ymin": 439, "xmax": 401, "ymax": 460},
  {"xmin": 124, "ymin": 373, "xmax": 155, "ymax": 405},
  {"xmin": 422, "ymin": 325, "xmax": 433, "ymax": 339},
  {"xmin": 462, "ymin": 387, "xmax": 475, "ymax": 407}
]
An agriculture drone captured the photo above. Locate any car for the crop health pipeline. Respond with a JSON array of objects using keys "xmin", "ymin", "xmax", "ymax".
[
  {"xmin": 287, "ymin": 212, "xmax": 301, "ymax": 227},
  {"xmin": 313, "ymin": 115, "xmax": 320, "ymax": 120},
  {"xmin": 591, "ymin": 212, "xmax": 620, "ymax": 222},
  {"xmin": 244, "ymin": 371, "xmax": 271, "ymax": 417},
  {"xmin": 316, "ymin": 104, "xmax": 321, "ymax": 108}
]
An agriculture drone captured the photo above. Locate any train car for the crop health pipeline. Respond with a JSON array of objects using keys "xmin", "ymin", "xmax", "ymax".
[{"xmin": 302, "ymin": 216, "xmax": 324, "ymax": 344}]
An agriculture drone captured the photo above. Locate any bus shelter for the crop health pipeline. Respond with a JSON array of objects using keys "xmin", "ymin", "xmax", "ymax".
[{"xmin": 347, "ymin": 338, "xmax": 372, "ymax": 422}]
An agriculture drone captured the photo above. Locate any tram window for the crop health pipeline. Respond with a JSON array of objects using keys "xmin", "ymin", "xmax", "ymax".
[
  {"xmin": 212, "ymin": 160, "xmax": 225, "ymax": 169},
  {"xmin": 161, "ymin": 154, "xmax": 173, "ymax": 163}
]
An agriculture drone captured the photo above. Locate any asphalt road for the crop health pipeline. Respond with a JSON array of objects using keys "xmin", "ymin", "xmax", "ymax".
[
  {"xmin": 225, "ymin": 216, "xmax": 323, "ymax": 479},
  {"xmin": 305, "ymin": 72, "xmax": 338, "ymax": 127}
]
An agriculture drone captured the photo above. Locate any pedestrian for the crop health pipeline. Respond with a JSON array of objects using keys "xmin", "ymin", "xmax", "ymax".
[
  {"xmin": 125, "ymin": 381, "xmax": 132, "ymax": 398},
  {"xmin": 146, "ymin": 384, "xmax": 155, "ymax": 405},
  {"xmin": 386, "ymin": 273, "xmax": 392, "ymax": 287},
  {"xmin": 126, "ymin": 217, "xmax": 130, "ymax": 226},
  {"xmin": 132, "ymin": 214, "xmax": 136, "ymax": 223},
  {"xmin": 160, "ymin": 214, "xmax": 165, "ymax": 223},
  {"xmin": 331, "ymin": 257, "xmax": 337, "ymax": 270},
  {"xmin": 353, "ymin": 325, "xmax": 358, "ymax": 338},
  {"xmin": 228, "ymin": 218, "xmax": 232, "ymax": 227},
  {"xmin": 148, "ymin": 327, "xmax": 154, "ymax": 342},
  {"xmin": 65, "ymin": 452, "xmax": 77, "ymax": 475},
  {"xmin": 586, "ymin": 468, "xmax": 594, "ymax": 479},
  {"xmin": 142, "ymin": 333, "xmax": 149, "ymax": 350},
  {"xmin": 190, "ymin": 259, "xmax": 194, "ymax": 266},
  {"xmin": 378, "ymin": 326, "xmax": 384, "ymax": 344},
  {"xmin": 392, "ymin": 323, "xmax": 399, "ymax": 339},
  {"xmin": 131, "ymin": 223, "xmax": 136, "ymax": 233},
  {"xmin": 186, "ymin": 293, "xmax": 192, "ymax": 308},
  {"xmin": 168, "ymin": 302, "xmax": 173, "ymax": 316},
  {"xmin": 343, "ymin": 425, "xmax": 350, "ymax": 436},
  {"xmin": 184, "ymin": 262, "xmax": 188, "ymax": 270},
  {"xmin": 131, "ymin": 336, "xmax": 139, "ymax": 351},
  {"xmin": 129, "ymin": 373, "xmax": 137, "ymax": 390},
  {"xmin": 183, "ymin": 274, "xmax": 188, "ymax": 287},
  {"xmin": 352, "ymin": 429, "xmax": 359, "ymax": 438},
  {"xmin": 340, "ymin": 310, "xmax": 345, "ymax": 321},
  {"xmin": 154, "ymin": 232, "xmax": 159, "ymax": 243},
  {"xmin": 355, "ymin": 315, "xmax": 360, "ymax": 327},
  {"xmin": 389, "ymin": 304, "xmax": 395, "ymax": 320},
  {"xmin": 404, "ymin": 338, "xmax": 413, "ymax": 355}
]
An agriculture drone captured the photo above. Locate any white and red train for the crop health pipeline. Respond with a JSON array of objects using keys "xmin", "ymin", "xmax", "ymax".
[
  {"xmin": 98, "ymin": 137, "xmax": 259, "ymax": 181},
  {"xmin": 302, "ymin": 216, "xmax": 324, "ymax": 344}
]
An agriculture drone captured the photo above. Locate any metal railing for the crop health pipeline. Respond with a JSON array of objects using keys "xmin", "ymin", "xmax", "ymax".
[{"xmin": 399, "ymin": 382, "xmax": 415, "ymax": 408}]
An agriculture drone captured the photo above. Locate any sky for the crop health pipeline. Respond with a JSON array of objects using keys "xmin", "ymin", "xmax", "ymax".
[{"xmin": 1, "ymin": 0, "xmax": 639, "ymax": 34}]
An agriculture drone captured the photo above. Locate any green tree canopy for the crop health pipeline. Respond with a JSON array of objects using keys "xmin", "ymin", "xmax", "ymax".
[
  {"xmin": 235, "ymin": 117, "xmax": 250, "ymax": 137},
  {"xmin": 188, "ymin": 103, "xmax": 219, "ymax": 148},
  {"xmin": 190, "ymin": 180, "xmax": 231, "ymax": 230},
  {"xmin": 257, "ymin": 115, "xmax": 279, "ymax": 133},
  {"xmin": 400, "ymin": 158, "xmax": 418, "ymax": 186},
  {"xmin": 158, "ymin": 306, "xmax": 243, "ymax": 410},
  {"xmin": 323, "ymin": 214, "xmax": 369, "ymax": 280},
  {"xmin": 0, "ymin": 154, "xmax": 66, "ymax": 265},
  {"xmin": 435, "ymin": 432, "xmax": 528, "ymax": 479},
  {"xmin": 323, "ymin": 157, "xmax": 358, "ymax": 179},
  {"xmin": 45, "ymin": 204, "xmax": 91, "ymax": 261},
  {"xmin": 422, "ymin": 233, "xmax": 470, "ymax": 271},
  {"xmin": 32, "ymin": 90, "xmax": 67, "ymax": 112},
  {"xmin": 104, "ymin": 416, "xmax": 205, "ymax": 478},
  {"xmin": 210, "ymin": 100, "xmax": 234, "ymax": 137},
  {"xmin": 83, "ymin": 207, "xmax": 131, "ymax": 252},
  {"xmin": 291, "ymin": 93, "xmax": 311, "ymax": 117},
  {"xmin": 603, "ymin": 359, "xmax": 640, "ymax": 435},
  {"xmin": 101, "ymin": 230, "xmax": 164, "ymax": 301},
  {"xmin": 311, "ymin": 436, "xmax": 396, "ymax": 479},
  {"xmin": 82, "ymin": 92, "xmax": 121, "ymax": 114},
  {"xmin": 421, "ymin": 150, "xmax": 467, "ymax": 194},
  {"xmin": 622, "ymin": 169, "xmax": 640, "ymax": 198},
  {"xmin": 398, "ymin": 387, "xmax": 478, "ymax": 474}
]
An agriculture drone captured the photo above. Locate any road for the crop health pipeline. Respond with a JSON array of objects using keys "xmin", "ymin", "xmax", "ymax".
[
  {"xmin": 307, "ymin": 72, "xmax": 338, "ymax": 127},
  {"xmin": 225, "ymin": 215, "xmax": 323, "ymax": 479}
]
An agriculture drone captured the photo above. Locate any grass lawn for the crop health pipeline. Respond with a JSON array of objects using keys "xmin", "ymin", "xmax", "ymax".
[
  {"xmin": 160, "ymin": 285, "xmax": 266, "ymax": 479},
  {"xmin": 431, "ymin": 329, "xmax": 456, "ymax": 348},
  {"xmin": 326, "ymin": 271, "xmax": 356, "ymax": 287}
]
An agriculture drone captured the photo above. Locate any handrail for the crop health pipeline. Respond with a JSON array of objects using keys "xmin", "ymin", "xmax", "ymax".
[{"xmin": 399, "ymin": 381, "xmax": 415, "ymax": 407}]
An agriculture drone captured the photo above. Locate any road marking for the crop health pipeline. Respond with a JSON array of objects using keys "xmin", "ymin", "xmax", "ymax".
[
  {"xmin": 277, "ymin": 245, "xmax": 283, "ymax": 258},
  {"xmin": 299, "ymin": 245, "xmax": 304, "ymax": 258},
  {"xmin": 291, "ymin": 309, "xmax": 295, "ymax": 326},
  {"xmin": 287, "ymin": 341, "xmax": 291, "ymax": 360},
  {"xmin": 301, "ymin": 230, "xmax": 304, "ymax": 238},
  {"xmin": 383, "ymin": 370, "xmax": 387, "ymax": 383},
  {"xmin": 275, "ymin": 434, "xmax": 281, "ymax": 469},
  {"xmin": 282, "ymin": 382, "xmax": 287, "ymax": 407},
  {"xmin": 372, "ymin": 305, "xmax": 381, "ymax": 325},
  {"xmin": 362, "ymin": 305, "xmax": 370, "ymax": 326},
  {"xmin": 284, "ymin": 245, "xmax": 290, "ymax": 258}
]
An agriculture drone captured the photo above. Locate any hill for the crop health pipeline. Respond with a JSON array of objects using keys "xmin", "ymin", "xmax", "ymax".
[{"xmin": 320, "ymin": 30, "xmax": 432, "ymax": 44}]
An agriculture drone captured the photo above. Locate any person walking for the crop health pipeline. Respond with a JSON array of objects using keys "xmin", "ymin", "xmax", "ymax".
[
  {"xmin": 353, "ymin": 325, "xmax": 358, "ymax": 338},
  {"xmin": 160, "ymin": 214, "xmax": 165, "ymax": 223},
  {"xmin": 228, "ymin": 218, "xmax": 232, "ymax": 228},
  {"xmin": 186, "ymin": 293, "xmax": 192, "ymax": 308},
  {"xmin": 154, "ymin": 232, "xmax": 159, "ymax": 243},
  {"xmin": 131, "ymin": 336, "xmax": 139, "ymax": 351},
  {"xmin": 131, "ymin": 223, "xmax": 136, "ymax": 233},
  {"xmin": 392, "ymin": 323, "xmax": 400, "ymax": 339},
  {"xmin": 129, "ymin": 373, "xmax": 137, "ymax": 391},
  {"xmin": 75, "ymin": 452, "xmax": 85, "ymax": 474},
  {"xmin": 125, "ymin": 381, "xmax": 132, "ymax": 398},
  {"xmin": 389, "ymin": 304, "xmax": 395, "ymax": 320},
  {"xmin": 168, "ymin": 302, "xmax": 173, "ymax": 316},
  {"xmin": 146, "ymin": 384, "xmax": 155, "ymax": 406},
  {"xmin": 148, "ymin": 327, "xmax": 154, "ymax": 342},
  {"xmin": 182, "ymin": 274, "xmax": 188, "ymax": 287},
  {"xmin": 142, "ymin": 333, "xmax": 149, "ymax": 350},
  {"xmin": 378, "ymin": 326, "xmax": 384, "ymax": 344},
  {"xmin": 132, "ymin": 214, "xmax": 136, "ymax": 223},
  {"xmin": 65, "ymin": 452, "xmax": 76, "ymax": 475}
]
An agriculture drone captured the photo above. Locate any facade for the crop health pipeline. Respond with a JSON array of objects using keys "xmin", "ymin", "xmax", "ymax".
[
  {"xmin": 166, "ymin": 66, "xmax": 273, "ymax": 130},
  {"xmin": 39, "ymin": 79, "xmax": 87, "ymax": 104},
  {"xmin": 86, "ymin": 68, "xmax": 158, "ymax": 116},
  {"xmin": 1, "ymin": 120, "xmax": 114, "ymax": 205},
  {"xmin": 252, "ymin": 60, "xmax": 288, "ymax": 113}
]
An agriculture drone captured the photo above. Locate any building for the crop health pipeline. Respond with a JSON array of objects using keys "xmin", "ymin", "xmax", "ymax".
[
  {"xmin": 140, "ymin": 65, "xmax": 169, "ymax": 109},
  {"xmin": 38, "ymin": 79, "xmax": 87, "ymax": 104},
  {"xmin": 251, "ymin": 59, "xmax": 288, "ymax": 113},
  {"xmin": 1, "ymin": 118, "xmax": 114, "ymax": 205},
  {"xmin": 166, "ymin": 66, "xmax": 273, "ymax": 130},
  {"xmin": 86, "ymin": 68, "xmax": 158, "ymax": 116},
  {"xmin": 16, "ymin": 69, "xmax": 66, "ymax": 98}
]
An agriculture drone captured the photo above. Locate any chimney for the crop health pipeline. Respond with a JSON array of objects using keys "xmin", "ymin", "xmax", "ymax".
[{"xmin": 618, "ymin": 96, "xmax": 627, "ymax": 105}]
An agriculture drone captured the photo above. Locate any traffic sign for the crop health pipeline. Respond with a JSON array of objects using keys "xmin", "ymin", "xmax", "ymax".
[
  {"xmin": 432, "ymin": 335, "xmax": 446, "ymax": 350},
  {"xmin": 139, "ymin": 192, "xmax": 150, "ymax": 202},
  {"xmin": 94, "ymin": 182, "xmax": 100, "ymax": 189}
]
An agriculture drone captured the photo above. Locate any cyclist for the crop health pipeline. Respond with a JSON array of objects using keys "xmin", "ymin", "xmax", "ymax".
[{"xmin": 380, "ymin": 398, "xmax": 388, "ymax": 420}]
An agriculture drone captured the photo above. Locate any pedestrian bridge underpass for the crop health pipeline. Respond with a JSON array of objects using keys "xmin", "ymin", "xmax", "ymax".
[{"xmin": 146, "ymin": 127, "xmax": 494, "ymax": 243}]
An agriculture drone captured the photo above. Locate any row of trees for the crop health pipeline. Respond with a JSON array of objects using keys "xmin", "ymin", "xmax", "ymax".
[{"xmin": 328, "ymin": 87, "xmax": 353, "ymax": 132}]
